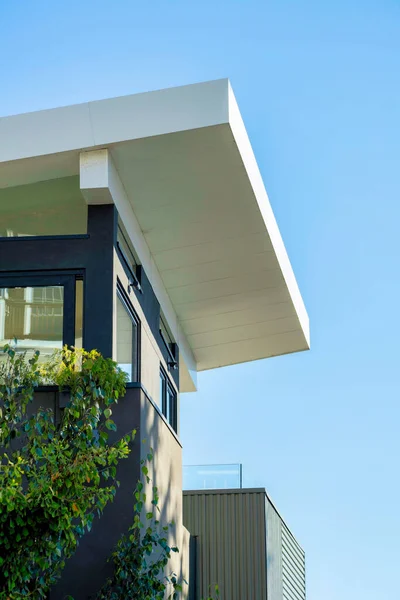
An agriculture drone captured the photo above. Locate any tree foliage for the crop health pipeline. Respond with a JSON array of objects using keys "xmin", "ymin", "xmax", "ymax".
[
  {"xmin": 0, "ymin": 344, "xmax": 214, "ymax": 600},
  {"xmin": 0, "ymin": 345, "xmax": 131, "ymax": 599}
]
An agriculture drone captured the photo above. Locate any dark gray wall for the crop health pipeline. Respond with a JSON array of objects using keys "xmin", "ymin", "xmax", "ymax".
[
  {"xmin": 183, "ymin": 489, "xmax": 268, "ymax": 600},
  {"xmin": 183, "ymin": 489, "xmax": 306, "ymax": 600}
]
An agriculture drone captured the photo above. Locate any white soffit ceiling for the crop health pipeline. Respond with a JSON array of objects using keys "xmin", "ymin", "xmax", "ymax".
[{"xmin": 0, "ymin": 79, "xmax": 310, "ymax": 372}]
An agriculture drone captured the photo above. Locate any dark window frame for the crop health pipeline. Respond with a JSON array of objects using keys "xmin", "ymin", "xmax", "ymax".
[
  {"xmin": 116, "ymin": 223, "xmax": 142, "ymax": 293},
  {"xmin": 0, "ymin": 272, "xmax": 83, "ymax": 348},
  {"xmin": 160, "ymin": 366, "xmax": 177, "ymax": 432},
  {"xmin": 159, "ymin": 313, "xmax": 178, "ymax": 371},
  {"xmin": 116, "ymin": 283, "xmax": 141, "ymax": 383}
]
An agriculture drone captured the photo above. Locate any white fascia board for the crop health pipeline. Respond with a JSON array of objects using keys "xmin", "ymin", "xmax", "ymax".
[
  {"xmin": 0, "ymin": 79, "xmax": 230, "ymax": 165},
  {"xmin": 80, "ymin": 149, "xmax": 197, "ymax": 392},
  {"xmin": 227, "ymin": 83, "xmax": 310, "ymax": 347}
]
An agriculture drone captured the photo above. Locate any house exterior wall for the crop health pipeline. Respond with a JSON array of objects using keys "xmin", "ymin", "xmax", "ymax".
[
  {"xmin": 140, "ymin": 394, "xmax": 190, "ymax": 596},
  {"xmin": 183, "ymin": 489, "xmax": 268, "ymax": 600},
  {"xmin": 183, "ymin": 489, "xmax": 306, "ymax": 600},
  {"xmin": 266, "ymin": 498, "xmax": 283, "ymax": 599},
  {"xmin": 266, "ymin": 499, "xmax": 306, "ymax": 600},
  {"xmin": 280, "ymin": 520, "xmax": 306, "ymax": 600},
  {"xmin": 29, "ymin": 385, "xmax": 190, "ymax": 599}
]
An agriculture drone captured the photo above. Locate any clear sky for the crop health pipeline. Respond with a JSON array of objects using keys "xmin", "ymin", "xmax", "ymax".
[{"xmin": 1, "ymin": 1, "xmax": 399, "ymax": 599}]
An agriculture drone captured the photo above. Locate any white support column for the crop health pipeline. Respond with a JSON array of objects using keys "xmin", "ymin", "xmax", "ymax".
[
  {"xmin": 79, "ymin": 149, "xmax": 114, "ymax": 205},
  {"xmin": 79, "ymin": 149, "xmax": 197, "ymax": 392}
]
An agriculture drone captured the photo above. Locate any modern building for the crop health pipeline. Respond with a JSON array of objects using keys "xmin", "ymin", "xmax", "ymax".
[
  {"xmin": 183, "ymin": 466, "xmax": 306, "ymax": 600},
  {"xmin": 0, "ymin": 79, "xmax": 309, "ymax": 598}
]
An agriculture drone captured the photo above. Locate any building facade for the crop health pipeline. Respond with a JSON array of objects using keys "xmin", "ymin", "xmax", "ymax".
[
  {"xmin": 183, "ymin": 488, "xmax": 306, "ymax": 600},
  {"xmin": 0, "ymin": 80, "xmax": 309, "ymax": 598}
]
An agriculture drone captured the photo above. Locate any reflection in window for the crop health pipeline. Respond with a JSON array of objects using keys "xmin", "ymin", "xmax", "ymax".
[
  {"xmin": 116, "ymin": 293, "xmax": 139, "ymax": 382},
  {"xmin": 0, "ymin": 286, "xmax": 64, "ymax": 359},
  {"xmin": 75, "ymin": 280, "xmax": 84, "ymax": 348}
]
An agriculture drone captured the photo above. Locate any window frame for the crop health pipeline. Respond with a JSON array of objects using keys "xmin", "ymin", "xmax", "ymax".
[
  {"xmin": 116, "ymin": 285, "xmax": 141, "ymax": 383},
  {"xmin": 116, "ymin": 222, "xmax": 142, "ymax": 293},
  {"xmin": 160, "ymin": 366, "xmax": 177, "ymax": 432},
  {"xmin": 0, "ymin": 272, "xmax": 81, "ymax": 348},
  {"xmin": 159, "ymin": 313, "xmax": 178, "ymax": 371}
]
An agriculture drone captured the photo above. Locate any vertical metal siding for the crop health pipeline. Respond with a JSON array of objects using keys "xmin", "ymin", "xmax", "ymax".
[
  {"xmin": 183, "ymin": 490, "xmax": 306, "ymax": 600},
  {"xmin": 266, "ymin": 498, "xmax": 306, "ymax": 600},
  {"xmin": 183, "ymin": 490, "xmax": 268, "ymax": 600},
  {"xmin": 265, "ymin": 497, "xmax": 283, "ymax": 600},
  {"xmin": 281, "ymin": 521, "xmax": 306, "ymax": 600}
]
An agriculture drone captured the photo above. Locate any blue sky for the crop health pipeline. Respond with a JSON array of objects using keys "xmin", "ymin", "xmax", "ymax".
[{"xmin": 1, "ymin": 1, "xmax": 399, "ymax": 599}]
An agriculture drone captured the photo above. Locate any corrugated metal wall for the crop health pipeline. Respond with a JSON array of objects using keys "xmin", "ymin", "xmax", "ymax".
[
  {"xmin": 183, "ymin": 489, "xmax": 306, "ymax": 600},
  {"xmin": 266, "ymin": 497, "xmax": 283, "ymax": 599},
  {"xmin": 183, "ymin": 489, "xmax": 268, "ymax": 600},
  {"xmin": 266, "ymin": 498, "xmax": 306, "ymax": 600},
  {"xmin": 281, "ymin": 520, "xmax": 306, "ymax": 600}
]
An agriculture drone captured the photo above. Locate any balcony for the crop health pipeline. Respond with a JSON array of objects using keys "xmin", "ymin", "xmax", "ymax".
[{"xmin": 183, "ymin": 463, "xmax": 243, "ymax": 491}]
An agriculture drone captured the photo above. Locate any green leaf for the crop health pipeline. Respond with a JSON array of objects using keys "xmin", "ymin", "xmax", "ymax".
[{"xmin": 105, "ymin": 419, "xmax": 117, "ymax": 431}]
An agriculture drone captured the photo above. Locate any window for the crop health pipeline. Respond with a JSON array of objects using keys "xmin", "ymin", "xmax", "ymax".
[
  {"xmin": 160, "ymin": 313, "xmax": 177, "ymax": 369},
  {"xmin": 117, "ymin": 222, "xmax": 138, "ymax": 274},
  {"xmin": 75, "ymin": 279, "xmax": 84, "ymax": 348},
  {"xmin": 0, "ymin": 275, "xmax": 83, "ymax": 362},
  {"xmin": 116, "ymin": 291, "xmax": 140, "ymax": 382},
  {"xmin": 159, "ymin": 367, "xmax": 177, "ymax": 432}
]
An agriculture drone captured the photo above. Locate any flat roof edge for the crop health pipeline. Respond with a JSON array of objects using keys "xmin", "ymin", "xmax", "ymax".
[
  {"xmin": 227, "ymin": 83, "xmax": 310, "ymax": 348},
  {"xmin": 0, "ymin": 79, "xmax": 231, "ymax": 165}
]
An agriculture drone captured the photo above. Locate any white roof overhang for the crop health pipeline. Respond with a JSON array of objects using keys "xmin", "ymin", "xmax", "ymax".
[{"xmin": 0, "ymin": 79, "xmax": 310, "ymax": 391}]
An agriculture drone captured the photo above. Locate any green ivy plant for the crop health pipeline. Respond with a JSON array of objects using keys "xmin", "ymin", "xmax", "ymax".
[
  {"xmin": 95, "ymin": 453, "xmax": 185, "ymax": 600},
  {"xmin": 202, "ymin": 585, "xmax": 220, "ymax": 600},
  {"xmin": 0, "ymin": 344, "xmax": 132, "ymax": 599}
]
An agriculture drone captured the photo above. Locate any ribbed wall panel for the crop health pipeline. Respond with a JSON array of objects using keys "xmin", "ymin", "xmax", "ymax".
[
  {"xmin": 183, "ymin": 489, "xmax": 267, "ymax": 600},
  {"xmin": 281, "ymin": 520, "xmax": 306, "ymax": 600},
  {"xmin": 266, "ymin": 498, "xmax": 283, "ymax": 600},
  {"xmin": 183, "ymin": 489, "xmax": 305, "ymax": 600}
]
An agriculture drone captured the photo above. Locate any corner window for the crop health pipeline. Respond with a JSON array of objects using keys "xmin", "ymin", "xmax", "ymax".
[
  {"xmin": 0, "ymin": 285, "xmax": 64, "ymax": 358},
  {"xmin": 160, "ymin": 367, "xmax": 177, "ymax": 432},
  {"xmin": 0, "ymin": 275, "xmax": 83, "ymax": 361},
  {"xmin": 116, "ymin": 291, "xmax": 140, "ymax": 382}
]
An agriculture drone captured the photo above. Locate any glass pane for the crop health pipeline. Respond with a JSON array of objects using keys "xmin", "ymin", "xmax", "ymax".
[
  {"xmin": 159, "ymin": 371, "xmax": 165, "ymax": 411},
  {"xmin": 160, "ymin": 314, "xmax": 174, "ymax": 347},
  {"xmin": 0, "ymin": 286, "xmax": 64, "ymax": 360},
  {"xmin": 131, "ymin": 320, "xmax": 139, "ymax": 382},
  {"xmin": 117, "ymin": 223, "xmax": 137, "ymax": 273},
  {"xmin": 0, "ymin": 176, "xmax": 87, "ymax": 237},
  {"xmin": 183, "ymin": 464, "xmax": 243, "ymax": 491},
  {"xmin": 167, "ymin": 385, "xmax": 175, "ymax": 426},
  {"xmin": 75, "ymin": 280, "xmax": 84, "ymax": 348},
  {"xmin": 116, "ymin": 295, "xmax": 133, "ymax": 381}
]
